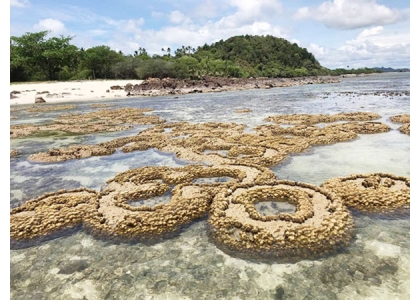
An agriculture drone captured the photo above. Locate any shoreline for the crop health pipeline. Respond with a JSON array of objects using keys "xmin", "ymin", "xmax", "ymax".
[
  {"xmin": 9, "ymin": 75, "xmax": 368, "ymax": 106},
  {"xmin": 10, "ymin": 79, "xmax": 143, "ymax": 106}
]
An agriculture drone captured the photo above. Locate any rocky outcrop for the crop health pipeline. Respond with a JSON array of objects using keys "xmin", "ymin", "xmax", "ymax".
[{"xmin": 126, "ymin": 76, "xmax": 341, "ymax": 97}]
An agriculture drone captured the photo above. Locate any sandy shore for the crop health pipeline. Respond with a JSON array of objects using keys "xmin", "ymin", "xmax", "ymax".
[
  {"xmin": 10, "ymin": 79, "xmax": 142, "ymax": 106},
  {"xmin": 10, "ymin": 76, "xmax": 343, "ymax": 106}
]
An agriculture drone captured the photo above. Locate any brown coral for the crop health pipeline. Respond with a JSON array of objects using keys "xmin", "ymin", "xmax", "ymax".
[
  {"xmin": 207, "ymin": 180, "xmax": 354, "ymax": 260},
  {"xmin": 321, "ymin": 173, "xmax": 410, "ymax": 214}
]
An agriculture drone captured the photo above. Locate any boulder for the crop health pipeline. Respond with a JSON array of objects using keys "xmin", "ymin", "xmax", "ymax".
[{"xmin": 35, "ymin": 96, "xmax": 46, "ymax": 103}]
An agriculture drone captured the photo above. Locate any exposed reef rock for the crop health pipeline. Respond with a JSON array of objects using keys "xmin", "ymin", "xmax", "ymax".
[
  {"xmin": 265, "ymin": 112, "xmax": 381, "ymax": 125},
  {"xmin": 84, "ymin": 165, "xmax": 275, "ymax": 240},
  {"xmin": 11, "ymin": 107, "xmax": 165, "ymax": 138},
  {"xmin": 10, "ymin": 188, "xmax": 99, "ymax": 244},
  {"xmin": 10, "ymin": 110, "xmax": 410, "ymax": 261},
  {"xmin": 207, "ymin": 180, "xmax": 354, "ymax": 260},
  {"xmin": 235, "ymin": 109, "xmax": 252, "ymax": 113},
  {"xmin": 28, "ymin": 135, "xmax": 149, "ymax": 162},
  {"xmin": 10, "ymin": 164, "xmax": 276, "ymax": 245},
  {"xmin": 321, "ymin": 173, "xmax": 410, "ymax": 214},
  {"xmin": 27, "ymin": 112, "xmax": 391, "ymax": 164},
  {"xmin": 390, "ymin": 114, "xmax": 410, "ymax": 135},
  {"xmin": 27, "ymin": 105, "xmax": 77, "ymax": 112}
]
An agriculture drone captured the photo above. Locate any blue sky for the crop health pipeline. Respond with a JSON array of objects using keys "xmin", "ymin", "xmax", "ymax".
[{"xmin": 9, "ymin": 0, "xmax": 410, "ymax": 69}]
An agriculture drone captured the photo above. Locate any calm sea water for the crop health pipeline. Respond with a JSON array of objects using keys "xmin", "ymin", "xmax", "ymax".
[{"xmin": 10, "ymin": 72, "xmax": 410, "ymax": 300}]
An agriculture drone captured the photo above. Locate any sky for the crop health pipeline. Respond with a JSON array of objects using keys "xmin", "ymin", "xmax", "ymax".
[{"xmin": 9, "ymin": 0, "xmax": 410, "ymax": 69}]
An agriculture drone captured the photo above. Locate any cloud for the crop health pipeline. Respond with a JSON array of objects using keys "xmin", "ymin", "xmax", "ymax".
[
  {"xmin": 218, "ymin": 0, "xmax": 283, "ymax": 28},
  {"xmin": 305, "ymin": 26, "xmax": 409, "ymax": 69},
  {"xmin": 107, "ymin": 17, "xmax": 287, "ymax": 56},
  {"xmin": 358, "ymin": 26, "xmax": 383, "ymax": 38},
  {"xmin": 294, "ymin": 0, "xmax": 406, "ymax": 30},
  {"xmin": 100, "ymin": 0, "xmax": 286, "ymax": 55},
  {"xmin": 10, "ymin": 0, "xmax": 29, "ymax": 8},
  {"xmin": 122, "ymin": 18, "xmax": 145, "ymax": 33},
  {"xmin": 170, "ymin": 11, "xmax": 188, "ymax": 24},
  {"xmin": 34, "ymin": 19, "xmax": 66, "ymax": 34},
  {"xmin": 308, "ymin": 43, "xmax": 326, "ymax": 57},
  {"xmin": 191, "ymin": 0, "xmax": 230, "ymax": 20}
]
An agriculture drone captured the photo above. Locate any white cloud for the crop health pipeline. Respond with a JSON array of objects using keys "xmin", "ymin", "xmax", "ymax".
[
  {"xmin": 308, "ymin": 43, "xmax": 326, "ymax": 57},
  {"xmin": 219, "ymin": 0, "xmax": 283, "ymax": 28},
  {"xmin": 102, "ymin": 0, "xmax": 286, "ymax": 56},
  {"xmin": 191, "ymin": 0, "xmax": 229, "ymax": 20},
  {"xmin": 34, "ymin": 18, "xmax": 66, "ymax": 34},
  {"xmin": 303, "ymin": 27, "xmax": 409, "ymax": 69},
  {"xmin": 151, "ymin": 11, "xmax": 164, "ymax": 18},
  {"xmin": 348, "ymin": 26, "xmax": 409, "ymax": 47},
  {"xmin": 123, "ymin": 18, "xmax": 145, "ymax": 33},
  {"xmin": 170, "ymin": 11, "xmax": 188, "ymax": 24},
  {"xmin": 87, "ymin": 29, "xmax": 108, "ymax": 37},
  {"xmin": 358, "ymin": 26, "xmax": 383, "ymax": 38},
  {"xmin": 10, "ymin": 0, "xmax": 29, "ymax": 8},
  {"xmin": 294, "ymin": 0, "xmax": 405, "ymax": 30},
  {"xmin": 107, "ymin": 17, "xmax": 287, "ymax": 56}
]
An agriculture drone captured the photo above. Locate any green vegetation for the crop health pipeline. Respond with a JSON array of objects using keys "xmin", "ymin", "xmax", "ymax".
[{"xmin": 10, "ymin": 31, "xmax": 381, "ymax": 83}]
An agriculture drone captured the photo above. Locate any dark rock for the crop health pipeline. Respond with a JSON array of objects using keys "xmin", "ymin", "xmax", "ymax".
[
  {"xmin": 154, "ymin": 280, "xmax": 168, "ymax": 290},
  {"xmin": 35, "ymin": 96, "xmax": 46, "ymax": 103},
  {"xmin": 58, "ymin": 259, "xmax": 89, "ymax": 274},
  {"xmin": 274, "ymin": 285, "xmax": 285, "ymax": 299},
  {"xmin": 124, "ymin": 83, "xmax": 133, "ymax": 92},
  {"xmin": 127, "ymin": 76, "xmax": 341, "ymax": 97}
]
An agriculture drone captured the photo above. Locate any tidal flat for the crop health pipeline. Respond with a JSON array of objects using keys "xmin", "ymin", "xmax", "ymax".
[{"xmin": 10, "ymin": 72, "xmax": 410, "ymax": 300}]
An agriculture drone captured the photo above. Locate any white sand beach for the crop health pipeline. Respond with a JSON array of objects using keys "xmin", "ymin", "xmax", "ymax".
[{"xmin": 10, "ymin": 79, "xmax": 143, "ymax": 105}]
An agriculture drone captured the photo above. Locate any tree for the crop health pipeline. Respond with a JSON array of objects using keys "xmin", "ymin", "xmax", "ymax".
[
  {"xmin": 10, "ymin": 31, "xmax": 80, "ymax": 81},
  {"xmin": 83, "ymin": 45, "xmax": 123, "ymax": 79},
  {"xmin": 42, "ymin": 36, "xmax": 80, "ymax": 80},
  {"xmin": 174, "ymin": 56, "xmax": 200, "ymax": 79},
  {"xmin": 10, "ymin": 31, "xmax": 49, "ymax": 81},
  {"xmin": 112, "ymin": 55, "xmax": 141, "ymax": 79},
  {"xmin": 135, "ymin": 59, "xmax": 176, "ymax": 79}
]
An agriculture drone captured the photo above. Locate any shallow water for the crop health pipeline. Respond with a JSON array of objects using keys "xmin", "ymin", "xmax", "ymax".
[{"xmin": 10, "ymin": 73, "xmax": 410, "ymax": 299}]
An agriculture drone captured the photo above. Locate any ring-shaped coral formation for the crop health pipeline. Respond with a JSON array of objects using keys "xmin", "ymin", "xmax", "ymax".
[
  {"xmin": 321, "ymin": 173, "xmax": 410, "ymax": 214},
  {"xmin": 10, "ymin": 188, "xmax": 99, "ymax": 246},
  {"xmin": 84, "ymin": 164, "xmax": 275, "ymax": 240},
  {"xmin": 207, "ymin": 180, "xmax": 354, "ymax": 260}
]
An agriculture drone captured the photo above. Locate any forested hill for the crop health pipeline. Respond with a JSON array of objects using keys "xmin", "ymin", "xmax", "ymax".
[
  {"xmin": 10, "ymin": 31, "xmax": 379, "ymax": 82},
  {"xmin": 193, "ymin": 35, "xmax": 324, "ymax": 77}
]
